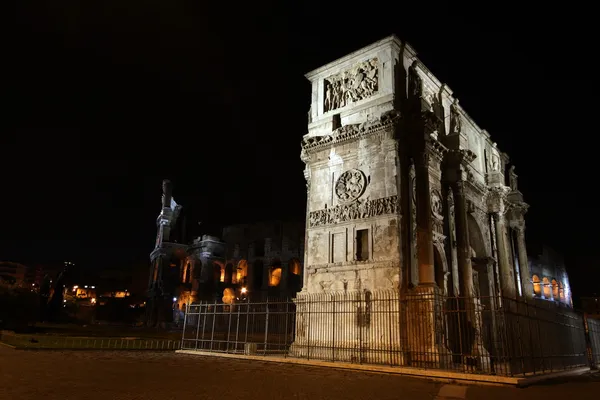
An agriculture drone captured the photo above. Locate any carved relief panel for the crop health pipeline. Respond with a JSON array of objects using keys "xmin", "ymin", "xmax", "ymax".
[
  {"xmin": 323, "ymin": 58, "xmax": 379, "ymax": 113},
  {"xmin": 409, "ymin": 164, "xmax": 418, "ymax": 285},
  {"xmin": 430, "ymin": 188, "xmax": 445, "ymax": 240},
  {"xmin": 335, "ymin": 169, "xmax": 367, "ymax": 203},
  {"xmin": 308, "ymin": 195, "xmax": 398, "ymax": 228}
]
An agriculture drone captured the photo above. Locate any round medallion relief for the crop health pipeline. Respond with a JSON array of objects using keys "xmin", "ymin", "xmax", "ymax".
[
  {"xmin": 335, "ymin": 169, "xmax": 367, "ymax": 202},
  {"xmin": 430, "ymin": 189, "xmax": 443, "ymax": 216}
]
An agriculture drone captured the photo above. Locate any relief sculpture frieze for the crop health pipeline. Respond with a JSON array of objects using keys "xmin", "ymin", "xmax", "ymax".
[
  {"xmin": 323, "ymin": 58, "xmax": 379, "ymax": 113},
  {"xmin": 335, "ymin": 169, "xmax": 367, "ymax": 203},
  {"xmin": 309, "ymin": 195, "xmax": 398, "ymax": 228}
]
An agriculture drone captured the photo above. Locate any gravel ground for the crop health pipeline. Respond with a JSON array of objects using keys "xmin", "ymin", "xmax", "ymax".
[
  {"xmin": 0, "ymin": 347, "xmax": 440, "ymax": 400},
  {"xmin": 1, "ymin": 346, "xmax": 598, "ymax": 400}
]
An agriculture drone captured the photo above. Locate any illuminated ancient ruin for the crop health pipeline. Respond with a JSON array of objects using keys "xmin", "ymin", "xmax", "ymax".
[
  {"xmin": 146, "ymin": 180, "xmax": 304, "ymax": 327},
  {"xmin": 290, "ymin": 35, "xmax": 574, "ymax": 371}
]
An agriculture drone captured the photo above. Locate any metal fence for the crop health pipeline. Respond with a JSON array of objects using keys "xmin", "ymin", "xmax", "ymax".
[
  {"xmin": 585, "ymin": 315, "xmax": 600, "ymax": 368},
  {"xmin": 181, "ymin": 290, "xmax": 593, "ymax": 377},
  {"xmin": 1, "ymin": 332, "xmax": 181, "ymax": 350}
]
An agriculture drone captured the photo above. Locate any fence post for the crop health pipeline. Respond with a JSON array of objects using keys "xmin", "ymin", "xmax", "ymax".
[
  {"xmin": 263, "ymin": 297, "xmax": 270, "ymax": 355},
  {"xmin": 235, "ymin": 301, "xmax": 241, "ymax": 353},
  {"xmin": 195, "ymin": 303, "xmax": 202, "ymax": 350},
  {"xmin": 210, "ymin": 298, "xmax": 217, "ymax": 351},
  {"xmin": 307, "ymin": 296, "xmax": 311, "ymax": 360},
  {"xmin": 332, "ymin": 296, "xmax": 336, "ymax": 362},
  {"xmin": 181, "ymin": 302, "xmax": 189, "ymax": 349},
  {"xmin": 226, "ymin": 302, "xmax": 233, "ymax": 353},
  {"xmin": 283, "ymin": 299, "xmax": 289, "ymax": 358},
  {"xmin": 584, "ymin": 313, "xmax": 593, "ymax": 368}
]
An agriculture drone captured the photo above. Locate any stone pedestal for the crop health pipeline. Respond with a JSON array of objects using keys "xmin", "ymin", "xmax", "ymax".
[
  {"xmin": 289, "ymin": 289, "xmax": 404, "ymax": 366},
  {"xmin": 404, "ymin": 285, "xmax": 450, "ymax": 368}
]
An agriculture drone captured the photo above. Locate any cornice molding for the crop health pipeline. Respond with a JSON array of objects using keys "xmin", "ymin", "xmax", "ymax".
[{"xmin": 301, "ymin": 110, "xmax": 400, "ymax": 153}]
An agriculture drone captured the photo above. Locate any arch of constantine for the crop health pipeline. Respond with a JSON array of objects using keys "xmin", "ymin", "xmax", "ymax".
[{"xmin": 290, "ymin": 35, "xmax": 586, "ymax": 373}]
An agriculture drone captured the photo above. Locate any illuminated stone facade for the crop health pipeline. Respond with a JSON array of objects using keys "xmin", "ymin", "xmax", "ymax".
[
  {"xmin": 293, "ymin": 36, "xmax": 539, "ymax": 367},
  {"xmin": 529, "ymin": 245, "xmax": 573, "ymax": 307},
  {"xmin": 146, "ymin": 184, "xmax": 305, "ymax": 327}
]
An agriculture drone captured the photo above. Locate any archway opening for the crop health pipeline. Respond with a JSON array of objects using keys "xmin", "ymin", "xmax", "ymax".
[
  {"xmin": 467, "ymin": 214, "xmax": 491, "ymax": 299},
  {"xmin": 542, "ymin": 277, "xmax": 551, "ymax": 299},
  {"xmin": 552, "ymin": 279, "xmax": 559, "ymax": 300},
  {"xmin": 532, "ymin": 275, "xmax": 541, "ymax": 297},
  {"xmin": 237, "ymin": 260, "xmax": 248, "ymax": 285}
]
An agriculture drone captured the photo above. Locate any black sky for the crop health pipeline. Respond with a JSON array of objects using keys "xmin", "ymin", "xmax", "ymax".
[{"xmin": 4, "ymin": 3, "xmax": 598, "ymax": 296}]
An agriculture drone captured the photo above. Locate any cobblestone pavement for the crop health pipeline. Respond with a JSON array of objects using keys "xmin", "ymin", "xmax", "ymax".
[{"xmin": 0, "ymin": 347, "xmax": 598, "ymax": 400}]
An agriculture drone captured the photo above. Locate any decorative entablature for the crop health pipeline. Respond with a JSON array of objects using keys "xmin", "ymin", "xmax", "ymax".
[
  {"xmin": 300, "ymin": 110, "xmax": 400, "ymax": 155},
  {"xmin": 150, "ymin": 243, "xmax": 189, "ymax": 262},
  {"xmin": 465, "ymin": 170, "xmax": 488, "ymax": 196},
  {"xmin": 424, "ymin": 137, "xmax": 448, "ymax": 169}
]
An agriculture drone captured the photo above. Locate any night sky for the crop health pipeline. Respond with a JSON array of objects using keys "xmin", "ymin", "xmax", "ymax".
[{"xmin": 5, "ymin": 4, "xmax": 597, "ymax": 297}]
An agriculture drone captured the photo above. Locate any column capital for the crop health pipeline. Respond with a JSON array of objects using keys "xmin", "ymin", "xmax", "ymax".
[{"xmin": 486, "ymin": 186, "xmax": 509, "ymax": 214}]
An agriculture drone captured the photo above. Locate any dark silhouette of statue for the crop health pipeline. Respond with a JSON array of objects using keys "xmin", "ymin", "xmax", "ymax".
[
  {"xmin": 46, "ymin": 264, "xmax": 73, "ymax": 322},
  {"xmin": 38, "ymin": 274, "xmax": 52, "ymax": 321},
  {"xmin": 408, "ymin": 60, "xmax": 422, "ymax": 104}
]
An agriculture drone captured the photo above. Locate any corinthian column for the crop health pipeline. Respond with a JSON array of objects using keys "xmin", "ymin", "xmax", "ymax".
[
  {"xmin": 515, "ymin": 225, "xmax": 533, "ymax": 299},
  {"xmin": 301, "ymin": 164, "xmax": 311, "ymax": 292},
  {"xmin": 415, "ymin": 152, "xmax": 435, "ymax": 285},
  {"xmin": 492, "ymin": 211, "xmax": 517, "ymax": 299},
  {"xmin": 450, "ymin": 181, "xmax": 474, "ymax": 297}
]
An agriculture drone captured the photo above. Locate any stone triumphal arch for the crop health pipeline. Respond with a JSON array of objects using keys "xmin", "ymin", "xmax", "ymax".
[{"xmin": 291, "ymin": 36, "xmax": 537, "ymax": 370}]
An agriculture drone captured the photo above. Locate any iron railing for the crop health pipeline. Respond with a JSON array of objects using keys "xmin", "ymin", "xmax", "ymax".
[
  {"xmin": 181, "ymin": 290, "xmax": 593, "ymax": 377},
  {"xmin": 0, "ymin": 332, "xmax": 181, "ymax": 350},
  {"xmin": 585, "ymin": 315, "xmax": 600, "ymax": 368}
]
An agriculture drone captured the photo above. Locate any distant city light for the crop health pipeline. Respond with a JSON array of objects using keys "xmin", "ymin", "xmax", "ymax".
[
  {"xmin": 90, "ymin": 286, "xmax": 95, "ymax": 289},
  {"xmin": 91, "ymin": 298, "xmax": 96, "ymax": 304},
  {"xmin": 173, "ymin": 297, "xmax": 177, "ymax": 302},
  {"xmin": 241, "ymin": 287, "xmax": 247, "ymax": 294}
]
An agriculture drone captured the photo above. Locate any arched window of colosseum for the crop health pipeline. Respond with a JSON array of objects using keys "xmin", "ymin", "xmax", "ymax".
[
  {"xmin": 237, "ymin": 260, "xmax": 248, "ymax": 284},
  {"xmin": 542, "ymin": 277, "xmax": 552, "ymax": 299},
  {"xmin": 289, "ymin": 258, "xmax": 302, "ymax": 276},
  {"xmin": 213, "ymin": 263, "xmax": 223, "ymax": 283},
  {"xmin": 224, "ymin": 263, "xmax": 233, "ymax": 284},
  {"xmin": 559, "ymin": 281, "xmax": 565, "ymax": 302},
  {"xmin": 552, "ymin": 279, "xmax": 559, "ymax": 300},
  {"xmin": 269, "ymin": 267, "xmax": 282, "ymax": 287},
  {"xmin": 532, "ymin": 275, "xmax": 541, "ymax": 297},
  {"xmin": 183, "ymin": 262, "xmax": 191, "ymax": 284}
]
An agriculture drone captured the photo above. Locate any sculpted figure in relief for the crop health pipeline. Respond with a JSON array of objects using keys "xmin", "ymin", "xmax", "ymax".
[
  {"xmin": 450, "ymin": 99, "xmax": 462, "ymax": 134},
  {"xmin": 491, "ymin": 154, "xmax": 500, "ymax": 171},
  {"xmin": 309, "ymin": 195, "xmax": 398, "ymax": 228},
  {"xmin": 509, "ymin": 165, "xmax": 518, "ymax": 191},
  {"xmin": 431, "ymin": 189, "xmax": 443, "ymax": 217},
  {"xmin": 323, "ymin": 58, "xmax": 379, "ymax": 113},
  {"xmin": 408, "ymin": 60, "xmax": 422, "ymax": 100}
]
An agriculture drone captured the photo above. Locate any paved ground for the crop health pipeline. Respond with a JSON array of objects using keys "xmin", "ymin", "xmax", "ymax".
[{"xmin": 1, "ymin": 346, "xmax": 598, "ymax": 399}]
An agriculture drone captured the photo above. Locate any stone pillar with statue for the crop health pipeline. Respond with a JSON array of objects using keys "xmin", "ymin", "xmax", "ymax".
[
  {"xmin": 291, "ymin": 39, "xmax": 405, "ymax": 364},
  {"xmin": 145, "ymin": 179, "xmax": 186, "ymax": 328},
  {"xmin": 444, "ymin": 148, "xmax": 491, "ymax": 368},
  {"xmin": 506, "ymin": 166, "xmax": 533, "ymax": 299}
]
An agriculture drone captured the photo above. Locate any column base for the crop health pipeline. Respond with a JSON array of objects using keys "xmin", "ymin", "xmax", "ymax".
[{"xmin": 405, "ymin": 284, "xmax": 451, "ymax": 369}]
